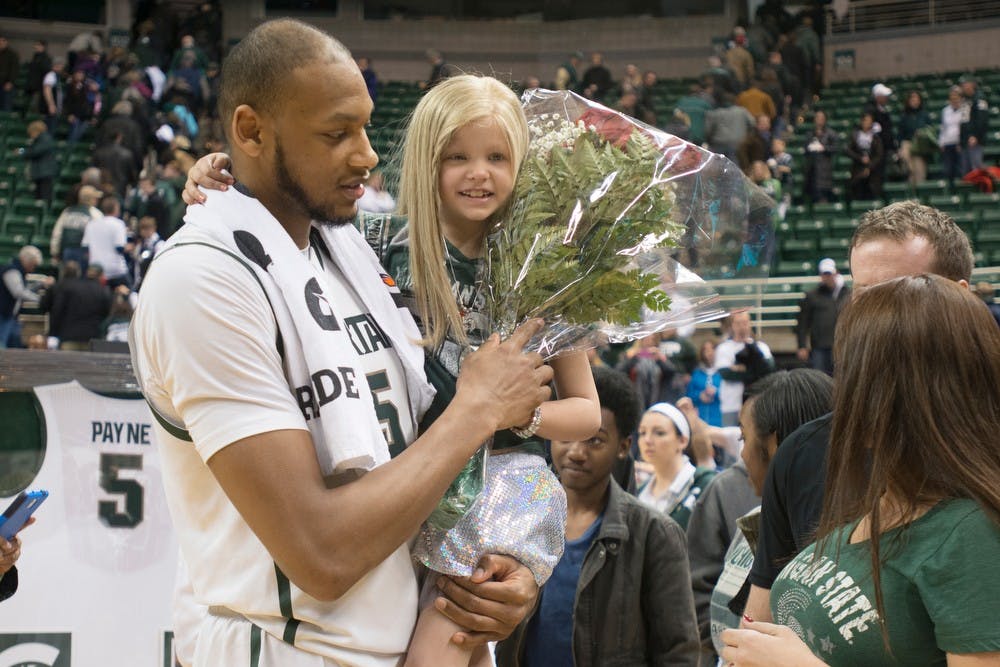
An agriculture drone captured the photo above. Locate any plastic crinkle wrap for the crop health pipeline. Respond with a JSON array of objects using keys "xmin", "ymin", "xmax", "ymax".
[
  {"xmin": 485, "ymin": 88, "xmax": 776, "ymax": 358},
  {"xmin": 428, "ymin": 89, "xmax": 775, "ymax": 531}
]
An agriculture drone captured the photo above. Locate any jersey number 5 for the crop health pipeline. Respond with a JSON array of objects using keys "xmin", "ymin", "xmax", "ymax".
[
  {"xmin": 99, "ymin": 453, "xmax": 144, "ymax": 528},
  {"xmin": 366, "ymin": 371, "xmax": 405, "ymax": 458}
]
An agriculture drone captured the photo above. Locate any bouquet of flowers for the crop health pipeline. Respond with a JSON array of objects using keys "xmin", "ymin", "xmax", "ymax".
[
  {"xmin": 485, "ymin": 89, "xmax": 773, "ymax": 357},
  {"xmin": 429, "ymin": 90, "xmax": 773, "ymax": 530}
]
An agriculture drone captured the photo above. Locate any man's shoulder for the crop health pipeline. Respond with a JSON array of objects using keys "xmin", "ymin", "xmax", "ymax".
[
  {"xmin": 611, "ymin": 483, "xmax": 685, "ymax": 539},
  {"xmin": 142, "ymin": 228, "xmax": 267, "ymax": 296}
]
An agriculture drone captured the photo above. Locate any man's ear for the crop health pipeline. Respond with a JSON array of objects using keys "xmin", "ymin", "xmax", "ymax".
[
  {"xmin": 618, "ymin": 435, "xmax": 632, "ymax": 459},
  {"xmin": 230, "ymin": 104, "xmax": 266, "ymax": 158}
]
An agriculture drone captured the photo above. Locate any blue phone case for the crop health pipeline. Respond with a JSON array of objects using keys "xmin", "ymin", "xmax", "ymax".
[{"xmin": 0, "ymin": 490, "xmax": 48, "ymax": 540}]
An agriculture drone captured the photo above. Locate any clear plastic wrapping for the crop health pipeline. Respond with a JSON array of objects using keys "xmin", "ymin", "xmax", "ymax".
[
  {"xmin": 486, "ymin": 89, "xmax": 775, "ymax": 358},
  {"xmin": 432, "ymin": 90, "xmax": 774, "ymax": 528}
]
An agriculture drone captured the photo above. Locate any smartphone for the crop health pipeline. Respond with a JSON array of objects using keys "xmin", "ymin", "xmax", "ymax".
[{"xmin": 0, "ymin": 490, "xmax": 48, "ymax": 541}]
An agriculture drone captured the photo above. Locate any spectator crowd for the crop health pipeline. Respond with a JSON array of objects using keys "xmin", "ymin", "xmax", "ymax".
[{"xmin": 0, "ymin": 10, "xmax": 999, "ymax": 667}]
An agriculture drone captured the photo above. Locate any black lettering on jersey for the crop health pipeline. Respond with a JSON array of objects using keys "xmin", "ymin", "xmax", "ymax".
[
  {"xmin": 294, "ymin": 368, "xmax": 362, "ymax": 421},
  {"xmin": 233, "ymin": 230, "xmax": 273, "ymax": 270},
  {"xmin": 344, "ymin": 314, "xmax": 392, "ymax": 356},
  {"xmin": 91, "ymin": 421, "xmax": 152, "ymax": 445},
  {"xmin": 305, "ymin": 277, "xmax": 340, "ymax": 331}
]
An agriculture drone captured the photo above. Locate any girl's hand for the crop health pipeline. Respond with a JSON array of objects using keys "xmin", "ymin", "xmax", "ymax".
[
  {"xmin": 183, "ymin": 152, "xmax": 235, "ymax": 205},
  {"xmin": 720, "ymin": 621, "xmax": 827, "ymax": 667}
]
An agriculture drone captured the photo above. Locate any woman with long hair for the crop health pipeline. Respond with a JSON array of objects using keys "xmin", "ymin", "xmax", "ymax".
[{"xmin": 721, "ymin": 274, "xmax": 1000, "ymax": 666}]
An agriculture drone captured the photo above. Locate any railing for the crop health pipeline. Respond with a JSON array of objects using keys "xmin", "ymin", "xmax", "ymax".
[
  {"xmin": 696, "ymin": 265, "xmax": 1000, "ymax": 332},
  {"xmin": 826, "ymin": 0, "xmax": 1000, "ymax": 35}
]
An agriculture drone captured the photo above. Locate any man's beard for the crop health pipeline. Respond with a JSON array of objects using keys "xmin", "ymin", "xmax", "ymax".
[{"xmin": 274, "ymin": 138, "xmax": 355, "ymax": 227}]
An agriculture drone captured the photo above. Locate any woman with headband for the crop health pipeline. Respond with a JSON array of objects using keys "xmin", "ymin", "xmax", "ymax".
[{"xmin": 636, "ymin": 402, "xmax": 718, "ymax": 530}]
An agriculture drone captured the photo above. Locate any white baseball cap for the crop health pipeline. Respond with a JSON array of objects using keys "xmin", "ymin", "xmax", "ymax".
[
  {"xmin": 818, "ymin": 258, "xmax": 837, "ymax": 274},
  {"xmin": 872, "ymin": 83, "xmax": 893, "ymax": 98}
]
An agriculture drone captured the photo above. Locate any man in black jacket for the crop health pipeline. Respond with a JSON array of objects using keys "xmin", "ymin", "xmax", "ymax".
[
  {"xmin": 42, "ymin": 261, "xmax": 112, "ymax": 350},
  {"xmin": 0, "ymin": 35, "xmax": 18, "ymax": 112},
  {"xmin": 960, "ymin": 75, "xmax": 990, "ymax": 174},
  {"xmin": 25, "ymin": 40, "xmax": 52, "ymax": 116},
  {"xmin": 795, "ymin": 258, "xmax": 850, "ymax": 375}
]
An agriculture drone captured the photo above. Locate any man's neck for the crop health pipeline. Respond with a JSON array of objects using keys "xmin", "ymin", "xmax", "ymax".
[
  {"xmin": 236, "ymin": 176, "xmax": 312, "ymax": 249},
  {"xmin": 565, "ymin": 479, "xmax": 610, "ymax": 539}
]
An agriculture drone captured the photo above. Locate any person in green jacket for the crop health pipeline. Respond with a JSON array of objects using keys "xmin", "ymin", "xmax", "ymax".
[{"xmin": 20, "ymin": 120, "xmax": 58, "ymax": 203}]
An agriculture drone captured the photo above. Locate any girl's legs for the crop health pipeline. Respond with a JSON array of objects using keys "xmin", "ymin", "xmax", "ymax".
[{"xmin": 404, "ymin": 597, "xmax": 474, "ymax": 667}]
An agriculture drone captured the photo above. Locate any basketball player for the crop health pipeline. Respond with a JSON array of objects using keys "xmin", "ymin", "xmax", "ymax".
[{"xmin": 130, "ymin": 19, "xmax": 550, "ymax": 666}]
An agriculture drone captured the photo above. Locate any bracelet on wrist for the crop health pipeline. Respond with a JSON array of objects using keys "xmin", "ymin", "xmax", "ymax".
[{"xmin": 511, "ymin": 406, "xmax": 543, "ymax": 439}]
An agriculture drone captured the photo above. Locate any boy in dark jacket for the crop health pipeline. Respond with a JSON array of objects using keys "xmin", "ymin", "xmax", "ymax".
[{"xmin": 496, "ymin": 367, "xmax": 699, "ymax": 667}]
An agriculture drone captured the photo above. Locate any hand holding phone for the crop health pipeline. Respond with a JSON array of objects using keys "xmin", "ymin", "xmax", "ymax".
[{"xmin": 0, "ymin": 490, "xmax": 48, "ymax": 541}]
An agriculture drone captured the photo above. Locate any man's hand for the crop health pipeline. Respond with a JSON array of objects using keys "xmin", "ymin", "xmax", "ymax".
[
  {"xmin": 797, "ymin": 347, "xmax": 809, "ymax": 362},
  {"xmin": 969, "ymin": 136, "xmax": 979, "ymax": 148},
  {"xmin": 435, "ymin": 554, "xmax": 539, "ymax": 647},
  {"xmin": 455, "ymin": 320, "xmax": 553, "ymax": 433},
  {"xmin": 183, "ymin": 152, "xmax": 234, "ymax": 205}
]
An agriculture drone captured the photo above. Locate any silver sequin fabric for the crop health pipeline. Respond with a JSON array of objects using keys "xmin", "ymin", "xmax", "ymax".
[{"xmin": 413, "ymin": 451, "xmax": 567, "ymax": 585}]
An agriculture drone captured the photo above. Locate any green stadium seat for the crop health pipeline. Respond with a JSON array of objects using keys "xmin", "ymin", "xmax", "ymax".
[
  {"xmin": 0, "ymin": 242, "xmax": 20, "ymax": 261},
  {"xmin": 883, "ymin": 181, "xmax": 914, "ymax": 202},
  {"xmin": 849, "ymin": 199, "xmax": 880, "ymax": 216},
  {"xmin": 11, "ymin": 197, "xmax": 45, "ymax": 217},
  {"xmin": 968, "ymin": 192, "xmax": 1000, "ymax": 209},
  {"xmin": 953, "ymin": 180, "xmax": 978, "ymax": 199},
  {"xmin": 781, "ymin": 239, "xmax": 818, "ymax": 263},
  {"xmin": 792, "ymin": 219, "xmax": 825, "ymax": 240},
  {"xmin": 784, "ymin": 204, "xmax": 809, "ymax": 222},
  {"xmin": 981, "ymin": 208, "xmax": 1000, "ymax": 227},
  {"xmin": 812, "ymin": 202, "xmax": 847, "ymax": 220},
  {"xmin": 818, "ymin": 237, "xmax": 852, "ymax": 256},
  {"xmin": 830, "ymin": 217, "xmax": 859, "ymax": 238},
  {"xmin": 915, "ymin": 179, "xmax": 949, "ymax": 201},
  {"xmin": 975, "ymin": 228, "xmax": 1000, "ymax": 253},
  {"xmin": 0, "ymin": 232, "xmax": 32, "ymax": 249},
  {"xmin": 927, "ymin": 194, "xmax": 964, "ymax": 212},
  {"xmin": 951, "ymin": 211, "xmax": 978, "ymax": 236},
  {"xmin": 2, "ymin": 217, "xmax": 38, "ymax": 237},
  {"xmin": 29, "ymin": 235, "xmax": 50, "ymax": 257},
  {"xmin": 776, "ymin": 260, "xmax": 815, "ymax": 276}
]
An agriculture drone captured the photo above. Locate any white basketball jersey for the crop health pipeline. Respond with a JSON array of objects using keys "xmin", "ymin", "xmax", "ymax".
[{"xmin": 0, "ymin": 381, "xmax": 177, "ymax": 667}]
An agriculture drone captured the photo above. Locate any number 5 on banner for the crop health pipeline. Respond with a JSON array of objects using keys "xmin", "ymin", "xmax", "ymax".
[{"xmin": 99, "ymin": 453, "xmax": 144, "ymax": 528}]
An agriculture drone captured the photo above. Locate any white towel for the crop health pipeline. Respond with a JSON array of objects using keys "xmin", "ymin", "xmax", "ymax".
[{"xmin": 182, "ymin": 187, "xmax": 434, "ymax": 474}]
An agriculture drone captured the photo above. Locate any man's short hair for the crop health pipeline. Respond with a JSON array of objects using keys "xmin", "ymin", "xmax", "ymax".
[
  {"xmin": 18, "ymin": 245, "xmax": 43, "ymax": 265},
  {"xmin": 850, "ymin": 201, "xmax": 974, "ymax": 282},
  {"xmin": 592, "ymin": 366, "xmax": 642, "ymax": 439},
  {"xmin": 217, "ymin": 19, "xmax": 352, "ymax": 134},
  {"xmin": 99, "ymin": 195, "xmax": 119, "ymax": 215}
]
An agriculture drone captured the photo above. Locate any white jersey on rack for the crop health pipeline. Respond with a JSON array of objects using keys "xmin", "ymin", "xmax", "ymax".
[
  {"xmin": 0, "ymin": 380, "xmax": 177, "ymax": 667},
  {"xmin": 131, "ymin": 225, "xmax": 419, "ymax": 666}
]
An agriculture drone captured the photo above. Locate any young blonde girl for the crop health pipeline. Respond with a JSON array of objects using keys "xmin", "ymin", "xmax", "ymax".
[
  {"xmin": 394, "ymin": 74, "xmax": 600, "ymax": 667},
  {"xmin": 183, "ymin": 74, "xmax": 601, "ymax": 667}
]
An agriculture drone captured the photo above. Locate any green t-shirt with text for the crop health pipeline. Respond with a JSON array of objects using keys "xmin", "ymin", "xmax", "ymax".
[{"xmin": 771, "ymin": 498, "xmax": 1000, "ymax": 666}]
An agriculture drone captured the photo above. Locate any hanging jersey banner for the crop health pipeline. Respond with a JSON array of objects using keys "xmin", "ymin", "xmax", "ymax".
[{"xmin": 0, "ymin": 381, "xmax": 177, "ymax": 666}]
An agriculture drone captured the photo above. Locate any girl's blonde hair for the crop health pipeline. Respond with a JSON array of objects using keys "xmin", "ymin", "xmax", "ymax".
[{"xmin": 397, "ymin": 74, "xmax": 529, "ymax": 349}]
